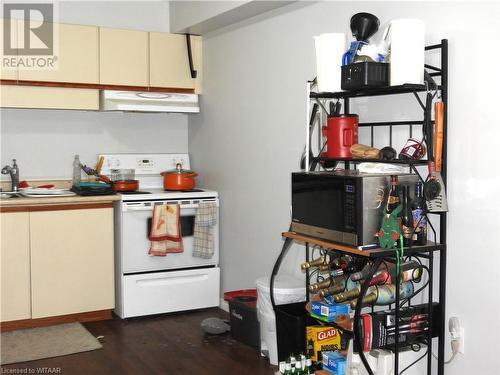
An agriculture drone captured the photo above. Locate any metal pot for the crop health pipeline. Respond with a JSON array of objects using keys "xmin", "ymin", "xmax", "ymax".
[
  {"xmin": 160, "ymin": 163, "xmax": 197, "ymax": 190},
  {"xmin": 112, "ymin": 179, "xmax": 139, "ymax": 192},
  {"xmin": 110, "ymin": 168, "xmax": 135, "ymax": 181}
]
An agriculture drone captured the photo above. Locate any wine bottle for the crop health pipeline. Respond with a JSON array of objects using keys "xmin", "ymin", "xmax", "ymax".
[
  {"xmin": 344, "ymin": 256, "xmax": 369, "ymax": 274},
  {"xmin": 401, "ymin": 185, "xmax": 414, "ymax": 247},
  {"xmin": 350, "ymin": 260, "xmax": 421, "ymax": 282},
  {"xmin": 318, "ymin": 267, "xmax": 344, "ymax": 278},
  {"xmin": 317, "ymin": 254, "xmax": 351, "ymax": 272},
  {"xmin": 318, "ymin": 282, "xmax": 346, "ymax": 298},
  {"xmin": 308, "ymin": 275, "xmax": 344, "ymax": 293},
  {"xmin": 350, "ymin": 282, "xmax": 414, "ymax": 308},
  {"xmin": 336, "ymin": 266, "xmax": 420, "ymax": 302},
  {"xmin": 386, "ymin": 175, "xmax": 400, "ymax": 213},
  {"xmin": 334, "ymin": 284, "xmax": 394, "ymax": 303},
  {"xmin": 350, "ymin": 262, "xmax": 372, "ymax": 281},
  {"xmin": 301, "ymin": 254, "xmax": 330, "ymax": 270},
  {"xmin": 412, "ymin": 182, "xmax": 428, "ymax": 245},
  {"xmin": 367, "ymin": 267, "xmax": 421, "ymax": 286}
]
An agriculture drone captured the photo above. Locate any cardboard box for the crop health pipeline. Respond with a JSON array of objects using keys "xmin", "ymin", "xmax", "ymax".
[
  {"xmin": 322, "ymin": 351, "xmax": 346, "ymax": 375},
  {"xmin": 306, "ymin": 325, "xmax": 341, "ymax": 362},
  {"xmin": 310, "ymin": 301, "xmax": 349, "ymax": 322}
]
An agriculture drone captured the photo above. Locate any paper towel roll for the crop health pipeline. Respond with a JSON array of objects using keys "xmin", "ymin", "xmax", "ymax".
[
  {"xmin": 314, "ymin": 33, "xmax": 346, "ymax": 93},
  {"xmin": 389, "ymin": 19, "xmax": 425, "ymax": 86}
]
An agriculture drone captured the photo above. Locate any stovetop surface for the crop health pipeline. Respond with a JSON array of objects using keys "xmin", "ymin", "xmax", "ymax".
[{"xmin": 120, "ymin": 187, "xmax": 218, "ymax": 202}]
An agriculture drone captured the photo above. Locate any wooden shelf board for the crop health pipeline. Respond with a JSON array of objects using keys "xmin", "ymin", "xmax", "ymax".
[{"xmin": 282, "ymin": 232, "xmax": 443, "ymax": 258}]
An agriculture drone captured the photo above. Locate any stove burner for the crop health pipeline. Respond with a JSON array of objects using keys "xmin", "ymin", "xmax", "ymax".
[{"xmin": 163, "ymin": 188, "xmax": 205, "ymax": 193}]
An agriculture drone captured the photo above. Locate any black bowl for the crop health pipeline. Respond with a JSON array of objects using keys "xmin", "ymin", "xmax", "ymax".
[{"xmin": 350, "ymin": 12, "xmax": 380, "ymax": 42}]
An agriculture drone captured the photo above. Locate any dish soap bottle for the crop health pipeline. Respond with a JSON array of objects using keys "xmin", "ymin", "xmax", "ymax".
[{"xmin": 72, "ymin": 154, "xmax": 81, "ymax": 186}]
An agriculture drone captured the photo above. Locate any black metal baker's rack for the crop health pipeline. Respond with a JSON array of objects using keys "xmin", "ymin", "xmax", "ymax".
[{"xmin": 272, "ymin": 39, "xmax": 448, "ymax": 375}]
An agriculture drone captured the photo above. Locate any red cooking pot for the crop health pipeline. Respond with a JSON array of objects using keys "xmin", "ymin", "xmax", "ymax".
[
  {"xmin": 112, "ymin": 179, "xmax": 139, "ymax": 192},
  {"xmin": 160, "ymin": 163, "xmax": 198, "ymax": 190}
]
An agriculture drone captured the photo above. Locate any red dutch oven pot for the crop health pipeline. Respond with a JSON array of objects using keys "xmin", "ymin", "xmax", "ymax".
[{"xmin": 160, "ymin": 163, "xmax": 198, "ymax": 190}]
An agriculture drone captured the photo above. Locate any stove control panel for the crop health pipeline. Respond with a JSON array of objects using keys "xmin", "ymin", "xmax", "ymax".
[
  {"xmin": 137, "ymin": 158, "xmax": 155, "ymax": 169},
  {"xmin": 99, "ymin": 153, "xmax": 191, "ymax": 176}
]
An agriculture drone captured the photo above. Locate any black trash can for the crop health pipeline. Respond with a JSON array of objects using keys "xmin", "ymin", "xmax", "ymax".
[
  {"xmin": 275, "ymin": 301, "xmax": 315, "ymax": 362},
  {"xmin": 228, "ymin": 296, "xmax": 260, "ymax": 348}
]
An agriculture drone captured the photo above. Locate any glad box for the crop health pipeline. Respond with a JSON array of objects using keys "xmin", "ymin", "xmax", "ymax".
[{"xmin": 306, "ymin": 325, "xmax": 341, "ymax": 362}]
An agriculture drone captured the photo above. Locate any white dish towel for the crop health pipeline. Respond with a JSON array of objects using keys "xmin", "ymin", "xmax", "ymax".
[{"xmin": 193, "ymin": 201, "xmax": 217, "ymax": 259}]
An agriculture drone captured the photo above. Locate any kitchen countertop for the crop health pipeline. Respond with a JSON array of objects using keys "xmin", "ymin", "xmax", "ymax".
[{"xmin": 0, "ymin": 194, "xmax": 121, "ymax": 207}]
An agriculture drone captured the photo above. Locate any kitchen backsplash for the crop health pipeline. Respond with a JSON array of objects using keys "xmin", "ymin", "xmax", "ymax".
[{"xmin": 1, "ymin": 109, "xmax": 189, "ymax": 180}]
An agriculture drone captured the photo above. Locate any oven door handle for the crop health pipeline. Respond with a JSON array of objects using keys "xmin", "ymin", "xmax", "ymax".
[
  {"xmin": 124, "ymin": 202, "xmax": 218, "ymax": 211},
  {"xmin": 124, "ymin": 205, "xmax": 155, "ymax": 212}
]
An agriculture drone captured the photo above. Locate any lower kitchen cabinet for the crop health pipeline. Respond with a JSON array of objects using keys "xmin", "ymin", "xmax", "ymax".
[
  {"xmin": 0, "ymin": 204, "xmax": 115, "ymax": 325},
  {"xmin": 0, "ymin": 212, "xmax": 31, "ymax": 322},
  {"xmin": 30, "ymin": 208, "xmax": 114, "ymax": 318}
]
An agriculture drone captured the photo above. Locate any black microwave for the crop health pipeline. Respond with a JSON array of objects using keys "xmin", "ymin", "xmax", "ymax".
[{"xmin": 291, "ymin": 171, "xmax": 417, "ymax": 246}]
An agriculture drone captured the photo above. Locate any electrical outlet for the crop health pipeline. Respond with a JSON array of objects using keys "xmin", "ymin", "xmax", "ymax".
[
  {"xmin": 458, "ymin": 327, "xmax": 465, "ymax": 354},
  {"xmin": 449, "ymin": 316, "xmax": 465, "ymax": 354}
]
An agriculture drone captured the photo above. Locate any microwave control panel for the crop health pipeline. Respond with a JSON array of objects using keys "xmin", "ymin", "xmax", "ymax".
[{"xmin": 344, "ymin": 181, "xmax": 356, "ymax": 230}]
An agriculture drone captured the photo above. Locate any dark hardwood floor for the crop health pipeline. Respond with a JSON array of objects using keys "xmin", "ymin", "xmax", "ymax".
[{"xmin": 2, "ymin": 308, "xmax": 278, "ymax": 375}]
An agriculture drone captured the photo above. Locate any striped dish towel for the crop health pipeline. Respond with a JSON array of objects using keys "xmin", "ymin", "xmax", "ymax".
[
  {"xmin": 149, "ymin": 204, "xmax": 183, "ymax": 256},
  {"xmin": 193, "ymin": 201, "xmax": 217, "ymax": 259}
]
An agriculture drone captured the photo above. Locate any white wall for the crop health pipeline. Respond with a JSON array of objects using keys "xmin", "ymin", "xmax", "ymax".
[
  {"xmin": 0, "ymin": 0, "xmax": 184, "ymax": 179},
  {"xmin": 169, "ymin": 0, "xmax": 296, "ymax": 34},
  {"xmin": 189, "ymin": 1, "xmax": 500, "ymax": 374},
  {"xmin": 170, "ymin": 1, "xmax": 247, "ymax": 32},
  {"xmin": 58, "ymin": 0, "xmax": 169, "ymax": 32},
  {"xmin": 1, "ymin": 109, "xmax": 188, "ymax": 179}
]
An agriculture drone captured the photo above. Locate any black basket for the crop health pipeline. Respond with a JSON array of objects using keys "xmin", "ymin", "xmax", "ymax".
[
  {"xmin": 229, "ymin": 296, "xmax": 260, "ymax": 348},
  {"xmin": 341, "ymin": 62, "xmax": 389, "ymax": 90},
  {"xmin": 275, "ymin": 302, "xmax": 315, "ymax": 362}
]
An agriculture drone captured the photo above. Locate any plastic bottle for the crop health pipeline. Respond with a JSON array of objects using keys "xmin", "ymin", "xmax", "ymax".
[{"xmin": 72, "ymin": 154, "xmax": 82, "ymax": 185}]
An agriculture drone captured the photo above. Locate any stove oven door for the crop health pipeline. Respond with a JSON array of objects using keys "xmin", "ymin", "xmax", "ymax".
[{"xmin": 120, "ymin": 199, "xmax": 219, "ymax": 274}]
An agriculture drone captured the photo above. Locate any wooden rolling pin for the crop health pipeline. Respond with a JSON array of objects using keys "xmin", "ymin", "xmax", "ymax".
[{"xmin": 434, "ymin": 102, "xmax": 444, "ymax": 172}]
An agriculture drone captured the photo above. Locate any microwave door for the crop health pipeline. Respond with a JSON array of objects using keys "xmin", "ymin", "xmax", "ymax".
[
  {"xmin": 292, "ymin": 176, "xmax": 344, "ymax": 231},
  {"xmin": 291, "ymin": 175, "xmax": 347, "ymax": 242}
]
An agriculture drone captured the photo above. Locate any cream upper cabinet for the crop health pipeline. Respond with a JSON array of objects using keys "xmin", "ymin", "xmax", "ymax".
[
  {"xmin": 149, "ymin": 33, "xmax": 202, "ymax": 92},
  {"xmin": 18, "ymin": 23, "xmax": 99, "ymax": 84},
  {"xmin": 1, "ymin": 212, "xmax": 31, "ymax": 322},
  {"xmin": 100, "ymin": 27, "xmax": 149, "ymax": 86},
  {"xmin": 30, "ymin": 208, "xmax": 114, "ymax": 318},
  {"xmin": 1, "ymin": 85, "xmax": 99, "ymax": 110},
  {"xmin": 0, "ymin": 18, "xmax": 18, "ymax": 80}
]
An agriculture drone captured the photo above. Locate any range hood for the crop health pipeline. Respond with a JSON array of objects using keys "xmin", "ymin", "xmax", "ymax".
[{"xmin": 100, "ymin": 90, "xmax": 200, "ymax": 113}]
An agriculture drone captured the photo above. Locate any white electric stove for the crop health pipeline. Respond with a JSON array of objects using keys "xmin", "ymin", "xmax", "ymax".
[{"xmin": 99, "ymin": 153, "xmax": 220, "ymax": 318}]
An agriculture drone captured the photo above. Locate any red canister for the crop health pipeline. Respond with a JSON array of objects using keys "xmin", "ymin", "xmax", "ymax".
[{"xmin": 324, "ymin": 114, "xmax": 359, "ymax": 158}]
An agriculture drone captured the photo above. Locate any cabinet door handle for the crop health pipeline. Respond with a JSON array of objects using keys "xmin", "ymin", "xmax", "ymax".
[{"xmin": 186, "ymin": 34, "xmax": 198, "ymax": 79}]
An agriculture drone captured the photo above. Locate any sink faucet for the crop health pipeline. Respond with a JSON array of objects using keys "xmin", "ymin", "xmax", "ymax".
[{"xmin": 2, "ymin": 159, "xmax": 20, "ymax": 192}]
